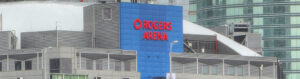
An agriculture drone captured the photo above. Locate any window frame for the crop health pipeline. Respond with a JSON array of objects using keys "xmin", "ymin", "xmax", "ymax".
[{"xmin": 102, "ymin": 8, "xmax": 112, "ymax": 20}]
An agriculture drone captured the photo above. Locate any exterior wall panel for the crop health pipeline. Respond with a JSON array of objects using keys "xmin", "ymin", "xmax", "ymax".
[{"xmin": 120, "ymin": 2, "xmax": 183, "ymax": 79}]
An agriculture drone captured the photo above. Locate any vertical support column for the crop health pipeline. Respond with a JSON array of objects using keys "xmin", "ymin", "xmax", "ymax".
[
  {"xmin": 215, "ymin": 34, "xmax": 218, "ymax": 54},
  {"xmin": 248, "ymin": 60, "xmax": 251, "ymax": 76},
  {"xmin": 93, "ymin": 60, "xmax": 96, "ymax": 70},
  {"xmin": 136, "ymin": 52, "xmax": 138, "ymax": 72},
  {"xmin": 37, "ymin": 53, "xmax": 39, "ymax": 70},
  {"xmin": 6, "ymin": 55, "xmax": 9, "ymax": 71},
  {"xmin": 196, "ymin": 58, "xmax": 199, "ymax": 74},
  {"xmin": 108, "ymin": 53, "xmax": 110, "ymax": 70},
  {"xmin": 182, "ymin": 64, "xmax": 185, "ymax": 73},
  {"xmin": 222, "ymin": 59, "xmax": 225, "ymax": 76},
  {"xmin": 79, "ymin": 52, "xmax": 82, "ymax": 70},
  {"xmin": 273, "ymin": 62, "xmax": 276, "ymax": 79},
  {"xmin": 170, "ymin": 53, "xmax": 172, "ymax": 73}
]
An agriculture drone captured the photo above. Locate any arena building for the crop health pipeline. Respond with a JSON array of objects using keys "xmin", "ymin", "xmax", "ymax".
[{"xmin": 0, "ymin": 2, "xmax": 279, "ymax": 79}]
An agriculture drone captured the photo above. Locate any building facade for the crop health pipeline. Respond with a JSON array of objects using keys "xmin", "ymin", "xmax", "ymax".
[
  {"xmin": 189, "ymin": 0, "xmax": 300, "ymax": 79},
  {"xmin": 0, "ymin": 2, "xmax": 279, "ymax": 79}
]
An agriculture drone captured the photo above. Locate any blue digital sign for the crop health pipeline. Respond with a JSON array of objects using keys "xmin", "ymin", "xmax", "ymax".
[{"xmin": 120, "ymin": 2, "xmax": 183, "ymax": 79}]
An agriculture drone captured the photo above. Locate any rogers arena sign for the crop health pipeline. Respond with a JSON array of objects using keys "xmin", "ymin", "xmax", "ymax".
[{"xmin": 133, "ymin": 19, "xmax": 172, "ymax": 40}]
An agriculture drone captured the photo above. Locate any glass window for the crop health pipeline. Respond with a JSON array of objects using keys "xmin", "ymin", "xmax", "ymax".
[
  {"xmin": 291, "ymin": 5, "xmax": 300, "ymax": 13},
  {"xmin": 103, "ymin": 8, "xmax": 112, "ymax": 20},
  {"xmin": 64, "ymin": 75, "xmax": 71, "ymax": 79},
  {"xmin": 189, "ymin": 14, "xmax": 197, "ymax": 23},
  {"xmin": 115, "ymin": 61, "xmax": 121, "ymax": 71},
  {"xmin": 291, "ymin": 51, "xmax": 300, "ymax": 59},
  {"xmin": 15, "ymin": 61, "xmax": 22, "ymax": 71},
  {"xmin": 237, "ymin": 67, "xmax": 243, "ymax": 76},
  {"xmin": 210, "ymin": 65, "xmax": 218, "ymax": 75},
  {"xmin": 253, "ymin": 29, "xmax": 264, "ymax": 36},
  {"xmin": 25, "ymin": 60, "xmax": 32, "ymax": 70},
  {"xmin": 227, "ymin": 66, "xmax": 235, "ymax": 75},
  {"xmin": 226, "ymin": 19, "xmax": 243, "ymax": 24},
  {"xmin": 86, "ymin": 59, "xmax": 93, "ymax": 70},
  {"xmin": 291, "ymin": 0, "xmax": 300, "ymax": 1},
  {"xmin": 94, "ymin": 77, "xmax": 101, "ymax": 79},
  {"xmin": 253, "ymin": 0, "xmax": 263, "ymax": 3},
  {"xmin": 96, "ymin": 60, "xmax": 103, "ymax": 70},
  {"xmin": 72, "ymin": 75, "xmax": 79, "ymax": 79},
  {"xmin": 226, "ymin": 8, "xmax": 244, "ymax": 16},
  {"xmin": 189, "ymin": 4, "xmax": 197, "ymax": 11},
  {"xmin": 0, "ymin": 62, "xmax": 2, "ymax": 71},
  {"xmin": 202, "ymin": 65, "xmax": 209, "ymax": 75},
  {"xmin": 226, "ymin": 0, "xmax": 243, "ymax": 4},
  {"xmin": 253, "ymin": 6, "xmax": 263, "ymax": 14},
  {"xmin": 291, "ymin": 17, "xmax": 300, "ymax": 24},
  {"xmin": 124, "ymin": 61, "xmax": 131, "ymax": 71},
  {"xmin": 253, "ymin": 18, "xmax": 263, "ymax": 25},
  {"xmin": 50, "ymin": 59, "xmax": 60, "ymax": 73}
]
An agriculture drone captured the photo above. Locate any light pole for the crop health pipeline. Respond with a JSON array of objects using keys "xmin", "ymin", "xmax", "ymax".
[
  {"xmin": 43, "ymin": 47, "xmax": 52, "ymax": 79},
  {"xmin": 169, "ymin": 40, "xmax": 178, "ymax": 74},
  {"xmin": 169, "ymin": 40, "xmax": 179, "ymax": 53}
]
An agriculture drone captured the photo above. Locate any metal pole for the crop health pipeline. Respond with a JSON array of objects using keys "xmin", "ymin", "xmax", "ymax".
[
  {"xmin": 37, "ymin": 52, "xmax": 39, "ymax": 70},
  {"xmin": 79, "ymin": 52, "xmax": 82, "ymax": 70},
  {"xmin": 170, "ymin": 53, "xmax": 172, "ymax": 73},
  {"xmin": 44, "ymin": 48, "xmax": 48, "ymax": 79},
  {"xmin": 136, "ymin": 51, "xmax": 138, "ymax": 72},
  {"xmin": 222, "ymin": 59, "xmax": 225, "ymax": 76},
  {"xmin": 6, "ymin": 55, "xmax": 9, "ymax": 71},
  {"xmin": 196, "ymin": 58, "xmax": 199, "ymax": 74},
  {"xmin": 248, "ymin": 60, "xmax": 250, "ymax": 76},
  {"xmin": 108, "ymin": 53, "xmax": 110, "ymax": 70}
]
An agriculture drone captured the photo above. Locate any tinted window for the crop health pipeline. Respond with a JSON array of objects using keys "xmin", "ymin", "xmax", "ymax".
[
  {"xmin": 50, "ymin": 59, "xmax": 60, "ymax": 73},
  {"xmin": 15, "ymin": 61, "xmax": 22, "ymax": 71},
  {"xmin": 25, "ymin": 60, "xmax": 32, "ymax": 70}
]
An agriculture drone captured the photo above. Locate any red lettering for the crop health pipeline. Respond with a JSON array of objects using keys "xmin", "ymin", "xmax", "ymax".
[
  {"xmin": 134, "ymin": 19, "xmax": 142, "ymax": 30},
  {"xmin": 153, "ymin": 32, "xmax": 157, "ymax": 40},
  {"xmin": 160, "ymin": 22, "xmax": 168, "ymax": 30},
  {"xmin": 157, "ymin": 32, "xmax": 163, "ymax": 40},
  {"xmin": 143, "ymin": 20, "xmax": 148, "ymax": 29},
  {"xmin": 154, "ymin": 21, "xmax": 158, "ymax": 30},
  {"xmin": 148, "ymin": 31, "xmax": 153, "ymax": 40},
  {"xmin": 163, "ymin": 32, "xmax": 168, "ymax": 40},
  {"xmin": 154, "ymin": 21, "xmax": 160, "ymax": 30},
  {"xmin": 166, "ymin": 22, "xmax": 172, "ymax": 31},
  {"xmin": 143, "ymin": 31, "xmax": 148, "ymax": 40},
  {"xmin": 148, "ymin": 21, "xmax": 153, "ymax": 29}
]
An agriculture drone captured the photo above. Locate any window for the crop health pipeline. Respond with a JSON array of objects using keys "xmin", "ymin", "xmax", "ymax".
[
  {"xmin": 86, "ymin": 59, "xmax": 93, "ymax": 70},
  {"xmin": 202, "ymin": 65, "xmax": 209, "ymax": 75},
  {"xmin": 210, "ymin": 65, "xmax": 218, "ymax": 75},
  {"xmin": 115, "ymin": 61, "xmax": 121, "ymax": 71},
  {"xmin": 94, "ymin": 77, "xmax": 101, "ymax": 79},
  {"xmin": 124, "ymin": 61, "xmax": 131, "ymax": 71},
  {"xmin": 25, "ymin": 60, "xmax": 32, "ymax": 70},
  {"xmin": 237, "ymin": 67, "xmax": 243, "ymax": 76},
  {"xmin": 227, "ymin": 66, "xmax": 235, "ymax": 75},
  {"xmin": 15, "ymin": 61, "xmax": 22, "ymax": 71},
  {"xmin": 0, "ymin": 62, "xmax": 2, "ymax": 71},
  {"xmin": 103, "ymin": 8, "xmax": 112, "ymax": 20},
  {"xmin": 50, "ymin": 59, "xmax": 60, "ymax": 73},
  {"xmin": 96, "ymin": 60, "xmax": 103, "ymax": 70}
]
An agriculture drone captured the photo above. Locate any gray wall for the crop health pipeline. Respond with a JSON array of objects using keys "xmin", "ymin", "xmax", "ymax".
[
  {"xmin": 21, "ymin": 30, "xmax": 92, "ymax": 49},
  {"xmin": 0, "ymin": 31, "xmax": 16, "ymax": 50},
  {"xmin": 84, "ymin": 3, "xmax": 120, "ymax": 49}
]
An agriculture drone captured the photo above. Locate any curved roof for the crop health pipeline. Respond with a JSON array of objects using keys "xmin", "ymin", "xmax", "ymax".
[{"xmin": 183, "ymin": 20, "xmax": 262, "ymax": 57}]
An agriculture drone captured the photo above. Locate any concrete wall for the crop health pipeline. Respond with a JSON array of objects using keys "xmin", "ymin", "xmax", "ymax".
[{"xmin": 84, "ymin": 3, "xmax": 120, "ymax": 49}]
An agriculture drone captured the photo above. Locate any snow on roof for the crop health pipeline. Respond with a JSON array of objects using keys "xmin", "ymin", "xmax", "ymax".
[{"xmin": 183, "ymin": 20, "xmax": 262, "ymax": 57}]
